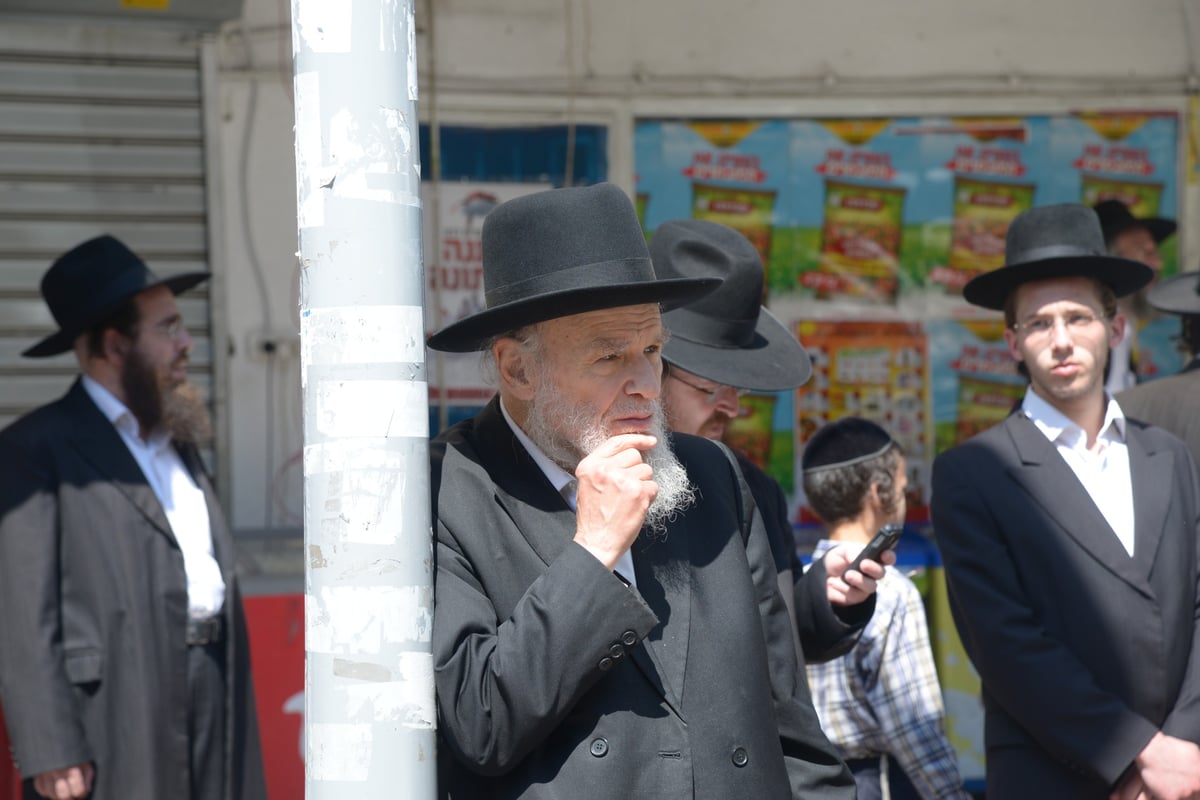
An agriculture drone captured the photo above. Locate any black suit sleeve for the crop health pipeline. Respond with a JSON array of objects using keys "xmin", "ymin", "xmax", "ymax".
[{"xmin": 0, "ymin": 427, "xmax": 92, "ymax": 777}]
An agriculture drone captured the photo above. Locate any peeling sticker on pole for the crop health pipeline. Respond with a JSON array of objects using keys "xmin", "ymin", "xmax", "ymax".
[
  {"xmin": 309, "ymin": 723, "xmax": 371, "ymax": 782},
  {"xmin": 325, "ymin": 106, "xmax": 414, "ymax": 205},
  {"xmin": 294, "ymin": 71, "xmax": 325, "ymax": 229},
  {"xmin": 294, "ymin": 1, "xmax": 352, "ymax": 53},
  {"xmin": 302, "ymin": 305, "xmax": 426, "ymax": 367},
  {"xmin": 307, "ymin": 585, "xmax": 433, "ymax": 654},
  {"xmin": 314, "ymin": 379, "xmax": 428, "ymax": 438},
  {"xmin": 338, "ymin": 652, "xmax": 436, "ymax": 728}
]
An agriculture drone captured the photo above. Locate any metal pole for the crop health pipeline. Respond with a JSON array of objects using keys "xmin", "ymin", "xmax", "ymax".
[{"xmin": 291, "ymin": 1, "xmax": 435, "ymax": 798}]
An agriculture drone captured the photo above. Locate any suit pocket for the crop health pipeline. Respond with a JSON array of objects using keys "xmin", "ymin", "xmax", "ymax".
[{"xmin": 63, "ymin": 648, "xmax": 104, "ymax": 685}]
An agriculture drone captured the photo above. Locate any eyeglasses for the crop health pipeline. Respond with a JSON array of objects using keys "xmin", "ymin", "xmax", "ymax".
[
  {"xmin": 149, "ymin": 317, "xmax": 188, "ymax": 341},
  {"xmin": 669, "ymin": 373, "xmax": 748, "ymax": 405},
  {"xmin": 1011, "ymin": 311, "xmax": 1107, "ymax": 343}
]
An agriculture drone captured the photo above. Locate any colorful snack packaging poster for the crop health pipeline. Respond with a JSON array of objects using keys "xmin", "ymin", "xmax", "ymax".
[
  {"xmin": 1079, "ymin": 176, "xmax": 1164, "ymax": 219},
  {"xmin": 795, "ymin": 320, "xmax": 930, "ymax": 522},
  {"xmin": 955, "ymin": 371, "xmax": 1022, "ymax": 443},
  {"xmin": 691, "ymin": 182, "xmax": 777, "ymax": 268},
  {"xmin": 813, "ymin": 180, "xmax": 905, "ymax": 303},
  {"xmin": 723, "ymin": 393, "xmax": 778, "ymax": 472},
  {"xmin": 941, "ymin": 177, "xmax": 1035, "ymax": 292}
]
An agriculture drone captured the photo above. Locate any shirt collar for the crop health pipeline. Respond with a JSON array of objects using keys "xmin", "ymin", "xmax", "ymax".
[
  {"xmin": 1021, "ymin": 385, "xmax": 1126, "ymax": 448},
  {"xmin": 81, "ymin": 374, "xmax": 171, "ymax": 450},
  {"xmin": 499, "ymin": 397, "xmax": 576, "ymax": 495}
]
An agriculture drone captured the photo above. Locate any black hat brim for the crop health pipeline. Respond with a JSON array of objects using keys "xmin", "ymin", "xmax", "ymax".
[
  {"xmin": 962, "ymin": 254, "xmax": 1154, "ymax": 311},
  {"xmin": 1106, "ymin": 216, "xmax": 1177, "ymax": 245},
  {"xmin": 663, "ymin": 307, "xmax": 812, "ymax": 391},
  {"xmin": 1147, "ymin": 271, "xmax": 1200, "ymax": 315},
  {"xmin": 427, "ymin": 276, "xmax": 721, "ymax": 353},
  {"xmin": 22, "ymin": 271, "xmax": 210, "ymax": 358}
]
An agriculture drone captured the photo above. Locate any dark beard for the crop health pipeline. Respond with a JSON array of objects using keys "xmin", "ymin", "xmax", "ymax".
[{"xmin": 121, "ymin": 350, "xmax": 212, "ymax": 444}]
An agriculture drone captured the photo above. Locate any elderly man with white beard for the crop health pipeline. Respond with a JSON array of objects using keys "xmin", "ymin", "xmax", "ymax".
[{"xmin": 427, "ymin": 183, "xmax": 855, "ymax": 800}]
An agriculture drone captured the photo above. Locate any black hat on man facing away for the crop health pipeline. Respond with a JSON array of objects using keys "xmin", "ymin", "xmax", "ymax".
[
  {"xmin": 24, "ymin": 234, "xmax": 210, "ymax": 358},
  {"xmin": 426, "ymin": 183, "xmax": 721, "ymax": 352},
  {"xmin": 1093, "ymin": 198, "xmax": 1176, "ymax": 247},
  {"xmin": 962, "ymin": 203, "xmax": 1155, "ymax": 311},
  {"xmin": 1147, "ymin": 271, "xmax": 1200, "ymax": 317},
  {"xmin": 651, "ymin": 219, "xmax": 812, "ymax": 392}
]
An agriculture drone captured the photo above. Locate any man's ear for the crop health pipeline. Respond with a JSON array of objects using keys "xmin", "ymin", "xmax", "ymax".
[
  {"xmin": 494, "ymin": 338, "xmax": 536, "ymax": 401},
  {"xmin": 102, "ymin": 327, "xmax": 131, "ymax": 364}
]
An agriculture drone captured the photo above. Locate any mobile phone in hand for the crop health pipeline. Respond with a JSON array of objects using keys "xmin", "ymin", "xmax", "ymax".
[{"xmin": 845, "ymin": 522, "xmax": 903, "ymax": 576}]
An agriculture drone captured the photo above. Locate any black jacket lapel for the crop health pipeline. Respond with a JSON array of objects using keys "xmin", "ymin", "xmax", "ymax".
[
  {"xmin": 1004, "ymin": 414, "xmax": 1151, "ymax": 597},
  {"xmin": 1127, "ymin": 424, "xmax": 1172, "ymax": 579}
]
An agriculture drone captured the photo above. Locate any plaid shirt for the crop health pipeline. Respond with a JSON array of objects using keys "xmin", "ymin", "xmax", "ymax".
[{"xmin": 807, "ymin": 540, "xmax": 969, "ymax": 800}]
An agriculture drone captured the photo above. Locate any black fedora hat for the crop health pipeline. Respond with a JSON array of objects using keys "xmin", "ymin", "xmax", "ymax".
[
  {"xmin": 24, "ymin": 234, "xmax": 209, "ymax": 358},
  {"xmin": 962, "ymin": 204, "xmax": 1154, "ymax": 311},
  {"xmin": 654, "ymin": 219, "xmax": 811, "ymax": 391},
  {"xmin": 1147, "ymin": 271, "xmax": 1200, "ymax": 316},
  {"xmin": 1093, "ymin": 198, "xmax": 1176, "ymax": 245},
  {"xmin": 426, "ymin": 183, "xmax": 720, "ymax": 352}
]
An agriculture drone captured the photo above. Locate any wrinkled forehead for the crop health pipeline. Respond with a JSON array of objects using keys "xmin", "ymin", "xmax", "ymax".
[{"xmin": 537, "ymin": 303, "xmax": 664, "ymax": 348}]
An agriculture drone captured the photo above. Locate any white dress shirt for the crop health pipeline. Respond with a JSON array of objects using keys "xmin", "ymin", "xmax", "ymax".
[
  {"xmin": 500, "ymin": 399, "xmax": 637, "ymax": 587},
  {"xmin": 1021, "ymin": 387, "xmax": 1135, "ymax": 556},
  {"xmin": 83, "ymin": 375, "xmax": 226, "ymax": 617}
]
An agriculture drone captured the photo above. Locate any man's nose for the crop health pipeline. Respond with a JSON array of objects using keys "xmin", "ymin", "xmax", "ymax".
[
  {"xmin": 711, "ymin": 385, "xmax": 742, "ymax": 416},
  {"xmin": 628, "ymin": 357, "xmax": 661, "ymax": 399}
]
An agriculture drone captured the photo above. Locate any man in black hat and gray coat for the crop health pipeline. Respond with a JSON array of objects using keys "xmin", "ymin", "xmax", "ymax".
[
  {"xmin": 649, "ymin": 219, "xmax": 885, "ymax": 658},
  {"xmin": 1093, "ymin": 198, "xmax": 1177, "ymax": 393},
  {"xmin": 1117, "ymin": 269, "xmax": 1200, "ymax": 466},
  {"xmin": 428, "ymin": 183, "xmax": 855, "ymax": 799},
  {"xmin": 931, "ymin": 204, "xmax": 1200, "ymax": 798},
  {"xmin": 0, "ymin": 236, "xmax": 265, "ymax": 800}
]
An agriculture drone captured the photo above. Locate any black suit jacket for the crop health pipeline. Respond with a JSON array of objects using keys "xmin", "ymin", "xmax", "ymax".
[
  {"xmin": 0, "ymin": 379, "xmax": 265, "ymax": 799},
  {"xmin": 932, "ymin": 411, "xmax": 1200, "ymax": 797},
  {"xmin": 431, "ymin": 398, "xmax": 853, "ymax": 799}
]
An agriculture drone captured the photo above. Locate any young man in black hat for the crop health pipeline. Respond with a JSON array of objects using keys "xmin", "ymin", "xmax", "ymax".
[
  {"xmin": 649, "ymin": 218, "xmax": 886, "ymax": 658},
  {"xmin": 801, "ymin": 418, "xmax": 968, "ymax": 800},
  {"xmin": 1117, "ymin": 269, "xmax": 1200, "ymax": 466},
  {"xmin": 0, "ymin": 236, "xmax": 265, "ymax": 800},
  {"xmin": 931, "ymin": 204, "xmax": 1200, "ymax": 798},
  {"xmin": 1093, "ymin": 198, "xmax": 1178, "ymax": 392},
  {"xmin": 428, "ymin": 183, "xmax": 856, "ymax": 799}
]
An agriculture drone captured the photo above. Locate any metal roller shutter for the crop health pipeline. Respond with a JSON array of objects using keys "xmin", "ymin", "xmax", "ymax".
[{"xmin": 0, "ymin": 20, "xmax": 214, "ymax": 440}]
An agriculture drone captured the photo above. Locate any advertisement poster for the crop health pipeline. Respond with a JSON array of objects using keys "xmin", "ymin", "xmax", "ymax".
[
  {"xmin": 636, "ymin": 113, "xmax": 1181, "ymax": 519},
  {"xmin": 790, "ymin": 320, "xmax": 930, "ymax": 526},
  {"xmin": 636, "ymin": 113, "xmax": 1179, "ymax": 317},
  {"xmin": 421, "ymin": 181, "xmax": 551, "ymax": 431}
]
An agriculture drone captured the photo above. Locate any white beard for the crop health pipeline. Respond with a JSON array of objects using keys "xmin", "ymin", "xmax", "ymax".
[{"xmin": 523, "ymin": 382, "xmax": 696, "ymax": 537}]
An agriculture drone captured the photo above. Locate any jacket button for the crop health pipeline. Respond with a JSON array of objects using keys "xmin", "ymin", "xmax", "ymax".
[
  {"xmin": 731, "ymin": 747, "xmax": 748, "ymax": 767},
  {"xmin": 590, "ymin": 738, "xmax": 609, "ymax": 758},
  {"xmin": 598, "ymin": 656, "xmax": 614, "ymax": 671},
  {"xmin": 609, "ymin": 643, "xmax": 624, "ymax": 659},
  {"xmin": 621, "ymin": 630, "xmax": 638, "ymax": 646}
]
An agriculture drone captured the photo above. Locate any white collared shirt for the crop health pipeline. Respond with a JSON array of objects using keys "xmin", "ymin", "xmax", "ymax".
[
  {"xmin": 500, "ymin": 399, "xmax": 637, "ymax": 587},
  {"xmin": 1021, "ymin": 387, "xmax": 1135, "ymax": 556},
  {"xmin": 82, "ymin": 375, "xmax": 226, "ymax": 617}
]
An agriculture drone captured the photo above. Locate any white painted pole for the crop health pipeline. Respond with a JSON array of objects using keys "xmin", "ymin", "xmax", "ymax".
[{"xmin": 291, "ymin": 1, "xmax": 435, "ymax": 797}]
